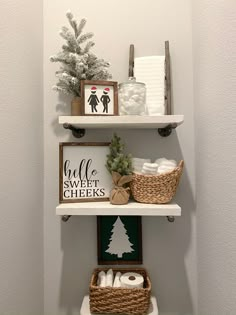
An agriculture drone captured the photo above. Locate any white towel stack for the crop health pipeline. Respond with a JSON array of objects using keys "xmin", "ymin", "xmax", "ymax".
[
  {"xmin": 132, "ymin": 157, "xmax": 151, "ymax": 173},
  {"xmin": 155, "ymin": 158, "xmax": 177, "ymax": 174},
  {"xmin": 132, "ymin": 157, "xmax": 177, "ymax": 175},
  {"xmin": 134, "ymin": 56, "xmax": 166, "ymax": 115},
  {"xmin": 141, "ymin": 163, "xmax": 158, "ymax": 175}
]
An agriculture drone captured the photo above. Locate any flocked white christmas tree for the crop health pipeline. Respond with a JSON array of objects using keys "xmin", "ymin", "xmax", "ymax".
[
  {"xmin": 106, "ymin": 216, "xmax": 134, "ymax": 258},
  {"xmin": 50, "ymin": 10, "xmax": 112, "ymax": 97}
]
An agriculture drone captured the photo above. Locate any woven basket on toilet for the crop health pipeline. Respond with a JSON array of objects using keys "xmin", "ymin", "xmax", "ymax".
[
  {"xmin": 89, "ymin": 268, "xmax": 151, "ymax": 315},
  {"xmin": 130, "ymin": 160, "xmax": 184, "ymax": 204}
]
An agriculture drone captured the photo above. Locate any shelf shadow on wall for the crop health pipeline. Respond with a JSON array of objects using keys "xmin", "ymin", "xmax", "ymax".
[{"xmin": 59, "ymin": 216, "xmax": 97, "ymax": 315}]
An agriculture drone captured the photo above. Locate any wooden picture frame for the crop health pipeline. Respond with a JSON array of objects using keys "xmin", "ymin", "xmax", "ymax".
[
  {"xmin": 97, "ymin": 216, "xmax": 142, "ymax": 265},
  {"xmin": 80, "ymin": 80, "xmax": 118, "ymax": 116},
  {"xmin": 59, "ymin": 142, "xmax": 112, "ymax": 203}
]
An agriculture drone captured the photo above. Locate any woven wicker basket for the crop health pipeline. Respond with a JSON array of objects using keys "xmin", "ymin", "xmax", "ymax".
[
  {"xmin": 89, "ymin": 268, "xmax": 151, "ymax": 315},
  {"xmin": 130, "ymin": 160, "xmax": 184, "ymax": 204}
]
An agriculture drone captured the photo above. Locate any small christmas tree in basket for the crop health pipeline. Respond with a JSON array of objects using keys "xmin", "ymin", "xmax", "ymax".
[
  {"xmin": 106, "ymin": 134, "xmax": 133, "ymax": 205},
  {"xmin": 50, "ymin": 10, "xmax": 112, "ymax": 115}
]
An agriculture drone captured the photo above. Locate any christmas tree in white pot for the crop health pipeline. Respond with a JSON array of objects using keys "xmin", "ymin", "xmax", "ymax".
[{"xmin": 50, "ymin": 10, "xmax": 112, "ymax": 115}]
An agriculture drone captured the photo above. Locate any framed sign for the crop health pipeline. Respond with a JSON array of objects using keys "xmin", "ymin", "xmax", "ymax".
[
  {"xmin": 81, "ymin": 80, "xmax": 118, "ymax": 116},
  {"xmin": 59, "ymin": 142, "xmax": 112, "ymax": 203},
  {"xmin": 97, "ymin": 216, "xmax": 142, "ymax": 265}
]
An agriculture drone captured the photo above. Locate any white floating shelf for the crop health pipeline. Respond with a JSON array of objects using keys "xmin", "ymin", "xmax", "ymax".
[
  {"xmin": 56, "ymin": 201, "xmax": 181, "ymax": 217},
  {"xmin": 59, "ymin": 115, "xmax": 184, "ymax": 129}
]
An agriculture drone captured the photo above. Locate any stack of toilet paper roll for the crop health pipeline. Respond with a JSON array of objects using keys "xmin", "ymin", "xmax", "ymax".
[
  {"xmin": 97, "ymin": 269, "xmax": 144, "ymax": 288},
  {"xmin": 134, "ymin": 56, "xmax": 166, "ymax": 115},
  {"xmin": 132, "ymin": 157, "xmax": 177, "ymax": 175}
]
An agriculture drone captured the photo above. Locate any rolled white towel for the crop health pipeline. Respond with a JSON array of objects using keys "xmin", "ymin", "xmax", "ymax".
[
  {"xmin": 143, "ymin": 163, "xmax": 158, "ymax": 169},
  {"xmin": 132, "ymin": 158, "xmax": 151, "ymax": 173},
  {"xmin": 162, "ymin": 160, "xmax": 177, "ymax": 167},
  {"xmin": 133, "ymin": 164, "xmax": 143, "ymax": 172},
  {"xmin": 157, "ymin": 165, "xmax": 176, "ymax": 174},
  {"xmin": 155, "ymin": 158, "xmax": 177, "ymax": 168},
  {"xmin": 142, "ymin": 170, "xmax": 157, "ymax": 175},
  {"xmin": 155, "ymin": 158, "xmax": 168, "ymax": 166},
  {"xmin": 113, "ymin": 272, "xmax": 122, "ymax": 287},
  {"xmin": 142, "ymin": 162, "xmax": 158, "ymax": 174},
  {"xmin": 106, "ymin": 269, "xmax": 113, "ymax": 287},
  {"xmin": 97, "ymin": 271, "xmax": 106, "ymax": 287}
]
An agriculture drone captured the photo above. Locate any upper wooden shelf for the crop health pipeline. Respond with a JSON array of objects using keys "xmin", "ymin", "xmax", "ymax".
[{"xmin": 59, "ymin": 115, "xmax": 184, "ymax": 129}]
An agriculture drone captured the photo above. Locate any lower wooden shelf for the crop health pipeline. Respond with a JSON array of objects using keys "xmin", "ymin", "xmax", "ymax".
[
  {"xmin": 80, "ymin": 295, "xmax": 159, "ymax": 315},
  {"xmin": 56, "ymin": 201, "xmax": 181, "ymax": 217}
]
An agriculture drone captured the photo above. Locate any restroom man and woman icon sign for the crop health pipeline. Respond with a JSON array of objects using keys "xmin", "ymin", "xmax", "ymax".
[{"xmin": 87, "ymin": 86, "xmax": 111, "ymax": 113}]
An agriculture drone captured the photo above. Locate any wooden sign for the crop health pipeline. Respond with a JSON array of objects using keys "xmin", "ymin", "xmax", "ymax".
[
  {"xmin": 97, "ymin": 216, "xmax": 142, "ymax": 265},
  {"xmin": 81, "ymin": 80, "xmax": 118, "ymax": 116},
  {"xmin": 59, "ymin": 142, "xmax": 112, "ymax": 203}
]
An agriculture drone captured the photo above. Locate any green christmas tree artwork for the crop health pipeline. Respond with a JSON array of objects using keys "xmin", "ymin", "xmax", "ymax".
[{"xmin": 105, "ymin": 216, "xmax": 134, "ymax": 258}]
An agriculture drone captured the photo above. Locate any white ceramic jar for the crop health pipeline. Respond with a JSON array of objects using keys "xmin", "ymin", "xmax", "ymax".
[{"xmin": 118, "ymin": 77, "xmax": 146, "ymax": 115}]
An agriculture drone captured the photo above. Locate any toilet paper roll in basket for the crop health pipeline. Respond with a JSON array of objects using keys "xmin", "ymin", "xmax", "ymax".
[
  {"xmin": 90, "ymin": 268, "xmax": 151, "ymax": 315},
  {"xmin": 120, "ymin": 272, "xmax": 144, "ymax": 288}
]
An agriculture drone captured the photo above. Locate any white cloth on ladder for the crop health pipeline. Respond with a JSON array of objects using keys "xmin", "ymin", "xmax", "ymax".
[{"xmin": 134, "ymin": 56, "xmax": 165, "ymax": 115}]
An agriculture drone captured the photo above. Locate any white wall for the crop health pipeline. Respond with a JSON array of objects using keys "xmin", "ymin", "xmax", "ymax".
[
  {"xmin": 0, "ymin": 0, "xmax": 43, "ymax": 314},
  {"xmin": 192, "ymin": 1, "xmax": 236, "ymax": 314},
  {"xmin": 44, "ymin": 1, "xmax": 196, "ymax": 314}
]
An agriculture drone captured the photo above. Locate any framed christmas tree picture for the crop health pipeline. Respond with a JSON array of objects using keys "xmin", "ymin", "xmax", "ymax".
[{"xmin": 97, "ymin": 216, "xmax": 142, "ymax": 265}]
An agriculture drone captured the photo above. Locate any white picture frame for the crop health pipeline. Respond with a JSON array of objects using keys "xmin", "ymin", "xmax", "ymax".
[{"xmin": 59, "ymin": 142, "xmax": 112, "ymax": 203}]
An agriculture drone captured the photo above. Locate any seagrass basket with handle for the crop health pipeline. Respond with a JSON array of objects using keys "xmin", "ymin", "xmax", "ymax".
[
  {"xmin": 130, "ymin": 160, "xmax": 184, "ymax": 204},
  {"xmin": 89, "ymin": 267, "xmax": 151, "ymax": 315}
]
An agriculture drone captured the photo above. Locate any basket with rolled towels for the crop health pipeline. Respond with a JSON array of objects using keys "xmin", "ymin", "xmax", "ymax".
[
  {"xmin": 89, "ymin": 267, "xmax": 151, "ymax": 315},
  {"xmin": 130, "ymin": 157, "xmax": 184, "ymax": 204}
]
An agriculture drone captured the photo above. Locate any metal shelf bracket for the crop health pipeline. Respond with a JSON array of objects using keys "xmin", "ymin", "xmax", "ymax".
[
  {"xmin": 61, "ymin": 215, "xmax": 71, "ymax": 222},
  {"xmin": 167, "ymin": 216, "xmax": 175, "ymax": 222},
  {"xmin": 63, "ymin": 123, "xmax": 85, "ymax": 138},
  {"xmin": 158, "ymin": 123, "xmax": 177, "ymax": 137}
]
